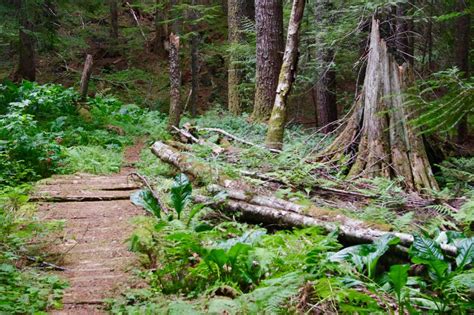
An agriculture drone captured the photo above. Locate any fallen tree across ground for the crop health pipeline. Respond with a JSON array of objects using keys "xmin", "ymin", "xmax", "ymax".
[{"xmin": 150, "ymin": 140, "xmax": 457, "ymax": 255}]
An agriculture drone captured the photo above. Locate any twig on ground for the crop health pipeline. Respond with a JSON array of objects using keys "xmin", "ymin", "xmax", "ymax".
[{"xmin": 26, "ymin": 256, "xmax": 67, "ymax": 271}]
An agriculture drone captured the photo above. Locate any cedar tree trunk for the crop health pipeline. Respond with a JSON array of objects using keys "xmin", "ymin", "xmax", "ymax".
[
  {"xmin": 265, "ymin": 0, "xmax": 306, "ymax": 150},
  {"xmin": 318, "ymin": 19, "xmax": 438, "ymax": 193},
  {"xmin": 251, "ymin": 0, "xmax": 284, "ymax": 122}
]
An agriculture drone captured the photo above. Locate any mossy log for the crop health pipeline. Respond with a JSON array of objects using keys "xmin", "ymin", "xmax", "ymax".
[
  {"xmin": 150, "ymin": 141, "xmax": 456, "ymax": 255},
  {"xmin": 317, "ymin": 19, "xmax": 438, "ymax": 192}
]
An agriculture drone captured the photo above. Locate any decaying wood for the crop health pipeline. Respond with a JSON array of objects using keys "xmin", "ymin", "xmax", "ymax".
[
  {"xmin": 193, "ymin": 194, "xmax": 457, "ymax": 256},
  {"xmin": 317, "ymin": 19, "xmax": 438, "ymax": 192},
  {"xmin": 151, "ymin": 141, "xmax": 457, "ymax": 256},
  {"xmin": 197, "ymin": 127, "xmax": 282, "ymax": 153},
  {"xmin": 79, "ymin": 54, "xmax": 93, "ymax": 100},
  {"xmin": 172, "ymin": 126, "xmax": 224, "ymax": 154},
  {"xmin": 29, "ymin": 195, "xmax": 131, "ymax": 202},
  {"xmin": 168, "ymin": 33, "xmax": 182, "ymax": 130}
]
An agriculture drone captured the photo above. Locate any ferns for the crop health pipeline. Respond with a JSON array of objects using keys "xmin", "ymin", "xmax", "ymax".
[{"xmin": 406, "ymin": 68, "xmax": 474, "ymax": 135}]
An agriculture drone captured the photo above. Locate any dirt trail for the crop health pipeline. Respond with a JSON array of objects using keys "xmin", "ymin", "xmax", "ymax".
[{"xmin": 35, "ymin": 142, "xmax": 145, "ymax": 314}]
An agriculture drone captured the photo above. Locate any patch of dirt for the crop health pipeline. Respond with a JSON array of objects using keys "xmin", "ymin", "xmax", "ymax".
[{"xmin": 37, "ymin": 141, "xmax": 146, "ymax": 314}]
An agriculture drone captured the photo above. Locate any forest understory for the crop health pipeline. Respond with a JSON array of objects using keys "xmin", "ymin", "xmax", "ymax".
[{"xmin": 0, "ymin": 0, "xmax": 473, "ymax": 314}]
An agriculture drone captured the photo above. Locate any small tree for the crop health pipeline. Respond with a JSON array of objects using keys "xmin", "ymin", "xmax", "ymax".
[{"xmin": 264, "ymin": 0, "xmax": 306, "ymax": 150}]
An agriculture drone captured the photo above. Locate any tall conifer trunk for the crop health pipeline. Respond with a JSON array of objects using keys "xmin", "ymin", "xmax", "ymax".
[
  {"xmin": 315, "ymin": 0, "xmax": 337, "ymax": 133},
  {"xmin": 251, "ymin": 0, "xmax": 284, "ymax": 122},
  {"xmin": 109, "ymin": 0, "xmax": 119, "ymax": 41},
  {"xmin": 265, "ymin": 0, "xmax": 306, "ymax": 150},
  {"xmin": 227, "ymin": 0, "xmax": 254, "ymax": 115},
  {"xmin": 17, "ymin": 0, "xmax": 36, "ymax": 81}
]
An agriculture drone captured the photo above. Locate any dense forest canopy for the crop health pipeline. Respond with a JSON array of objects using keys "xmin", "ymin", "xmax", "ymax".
[{"xmin": 0, "ymin": 0, "xmax": 473, "ymax": 314}]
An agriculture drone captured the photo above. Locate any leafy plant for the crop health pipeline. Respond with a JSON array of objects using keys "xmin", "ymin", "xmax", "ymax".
[
  {"xmin": 170, "ymin": 174, "xmax": 192, "ymax": 220},
  {"xmin": 330, "ymin": 234, "xmax": 400, "ymax": 279}
]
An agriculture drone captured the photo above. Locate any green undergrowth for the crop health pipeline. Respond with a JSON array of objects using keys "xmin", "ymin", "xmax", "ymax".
[
  {"xmin": 109, "ymin": 174, "xmax": 473, "ymax": 314},
  {"xmin": 0, "ymin": 81, "xmax": 170, "ymax": 312},
  {"xmin": 0, "ymin": 81, "xmax": 169, "ymax": 186},
  {"xmin": 0, "ymin": 185, "xmax": 67, "ymax": 313},
  {"xmin": 175, "ymin": 109, "xmax": 472, "ymax": 234}
]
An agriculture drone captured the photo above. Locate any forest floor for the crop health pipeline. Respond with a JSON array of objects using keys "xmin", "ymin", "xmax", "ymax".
[{"xmin": 34, "ymin": 141, "xmax": 146, "ymax": 314}]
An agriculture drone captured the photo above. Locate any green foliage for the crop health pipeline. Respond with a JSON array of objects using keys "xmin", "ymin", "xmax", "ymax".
[
  {"xmin": 170, "ymin": 174, "xmax": 192, "ymax": 219},
  {"xmin": 62, "ymin": 146, "xmax": 122, "ymax": 174},
  {"xmin": 0, "ymin": 186, "xmax": 67, "ymax": 313},
  {"xmin": 0, "ymin": 81, "xmax": 168, "ymax": 184},
  {"xmin": 407, "ymin": 68, "xmax": 474, "ymax": 135},
  {"xmin": 331, "ymin": 234, "xmax": 400, "ymax": 279},
  {"xmin": 131, "ymin": 189, "xmax": 162, "ymax": 219}
]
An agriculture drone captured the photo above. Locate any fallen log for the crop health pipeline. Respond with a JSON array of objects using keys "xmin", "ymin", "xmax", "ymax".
[
  {"xmin": 193, "ymin": 194, "xmax": 457, "ymax": 256},
  {"xmin": 151, "ymin": 141, "xmax": 457, "ymax": 255}
]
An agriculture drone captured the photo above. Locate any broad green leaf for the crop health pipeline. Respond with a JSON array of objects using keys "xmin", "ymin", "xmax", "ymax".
[
  {"xmin": 130, "ymin": 189, "xmax": 161, "ymax": 219},
  {"xmin": 170, "ymin": 173, "xmax": 192, "ymax": 219},
  {"xmin": 388, "ymin": 264, "xmax": 409, "ymax": 300},
  {"xmin": 455, "ymin": 237, "xmax": 474, "ymax": 269}
]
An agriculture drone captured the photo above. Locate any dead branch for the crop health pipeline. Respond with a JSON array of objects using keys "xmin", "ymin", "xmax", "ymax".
[
  {"xmin": 172, "ymin": 126, "xmax": 224, "ymax": 154},
  {"xmin": 197, "ymin": 127, "xmax": 282, "ymax": 153},
  {"xmin": 26, "ymin": 255, "xmax": 67, "ymax": 271}
]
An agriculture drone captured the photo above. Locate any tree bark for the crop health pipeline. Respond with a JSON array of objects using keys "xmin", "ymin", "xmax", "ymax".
[
  {"xmin": 109, "ymin": 0, "xmax": 119, "ymax": 41},
  {"xmin": 79, "ymin": 54, "xmax": 94, "ymax": 101},
  {"xmin": 265, "ymin": 0, "xmax": 306, "ymax": 150},
  {"xmin": 251, "ymin": 0, "xmax": 284, "ymax": 122},
  {"xmin": 153, "ymin": 0, "xmax": 168, "ymax": 57},
  {"xmin": 149, "ymin": 140, "xmax": 456, "ymax": 255},
  {"xmin": 317, "ymin": 19, "xmax": 438, "ymax": 192},
  {"xmin": 168, "ymin": 33, "xmax": 182, "ymax": 130},
  {"xmin": 454, "ymin": 0, "xmax": 470, "ymax": 144},
  {"xmin": 227, "ymin": 0, "xmax": 255, "ymax": 115},
  {"xmin": 315, "ymin": 0, "xmax": 337, "ymax": 133},
  {"xmin": 17, "ymin": 0, "xmax": 36, "ymax": 81},
  {"xmin": 190, "ymin": 0, "xmax": 200, "ymax": 117},
  {"xmin": 395, "ymin": 1, "xmax": 414, "ymax": 66}
]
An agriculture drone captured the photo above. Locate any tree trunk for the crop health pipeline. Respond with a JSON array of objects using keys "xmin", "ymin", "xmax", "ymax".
[
  {"xmin": 395, "ymin": 1, "xmax": 414, "ymax": 66},
  {"xmin": 109, "ymin": 0, "xmax": 119, "ymax": 41},
  {"xmin": 17, "ymin": 0, "xmax": 36, "ymax": 81},
  {"xmin": 251, "ymin": 0, "xmax": 284, "ymax": 122},
  {"xmin": 153, "ymin": 0, "xmax": 168, "ymax": 57},
  {"xmin": 190, "ymin": 0, "xmax": 200, "ymax": 117},
  {"xmin": 454, "ymin": 0, "xmax": 470, "ymax": 144},
  {"xmin": 317, "ymin": 19, "xmax": 438, "ymax": 193},
  {"xmin": 149, "ymin": 140, "xmax": 456, "ymax": 255},
  {"xmin": 315, "ymin": 0, "xmax": 337, "ymax": 133},
  {"xmin": 227, "ymin": 0, "xmax": 255, "ymax": 115},
  {"xmin": 79, "ymin": 54, "xmax": 94, "ymax": 101},
  {"xmin": 265, "ymin": 0, "xmax": 306, "ymax": 150},
  {"xmin": 168, "ymin": 33, "xmax": 181, "ymax": 130}
]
